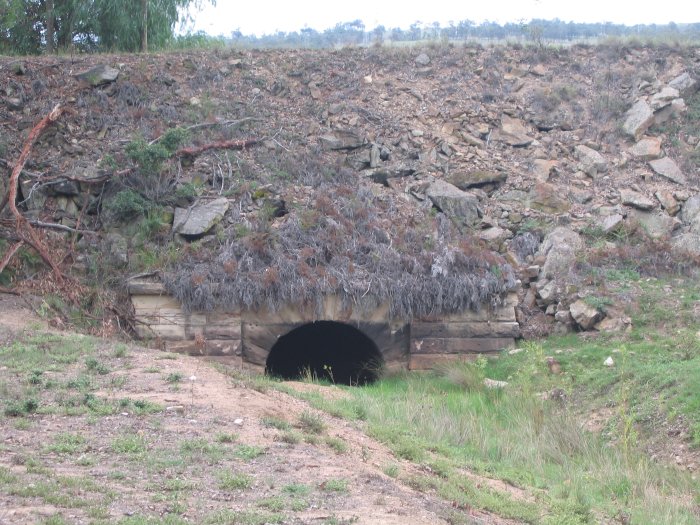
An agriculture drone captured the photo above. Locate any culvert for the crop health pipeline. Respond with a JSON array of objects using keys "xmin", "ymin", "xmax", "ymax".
[{"xmin": 265, "ymin": 321, "xmax": 384, "ymax": 385}]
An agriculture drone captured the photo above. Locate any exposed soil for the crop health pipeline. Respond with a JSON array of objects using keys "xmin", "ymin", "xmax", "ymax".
[{"xmin": 0, "ymin": 295, "xmax": 522, "ymax": 524}]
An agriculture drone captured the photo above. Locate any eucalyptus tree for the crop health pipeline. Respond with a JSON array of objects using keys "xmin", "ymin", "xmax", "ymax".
[{"xmin": 0, "ymin": 0, "xmax": 215, "ymax": 54}]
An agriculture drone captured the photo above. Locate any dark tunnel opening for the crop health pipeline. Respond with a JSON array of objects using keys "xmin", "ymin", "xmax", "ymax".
[{"xmin": 265, "ymin": 321, "xmax": 384, "ymax": 385}]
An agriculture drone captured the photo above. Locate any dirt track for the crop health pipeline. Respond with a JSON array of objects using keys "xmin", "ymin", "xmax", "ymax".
[{"xmin": 0, "ymin": 295, "xmax": 519, "ymax": 524}]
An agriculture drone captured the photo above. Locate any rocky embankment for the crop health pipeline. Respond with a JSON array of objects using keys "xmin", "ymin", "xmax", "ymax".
[{"xmin": 1, "ymin": 44, "xmax": 699, "ymax": 334}]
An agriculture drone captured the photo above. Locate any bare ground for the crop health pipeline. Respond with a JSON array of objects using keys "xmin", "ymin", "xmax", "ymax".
[{"xmin": 0, "ymin": 295, "xmax": 523, "ymax": 524}]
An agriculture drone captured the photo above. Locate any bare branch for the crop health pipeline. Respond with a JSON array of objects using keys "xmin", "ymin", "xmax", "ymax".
[
  {"xmin": 0, "ymin": 240, "xmax": 24, "ymax": 275},
  {"xmin": 176, "ymin": 138, "xmax": 259, "ymax": 159},
  {"xmin": 148, "ymin": 118, "xmax": 262, "ymax": 146}
]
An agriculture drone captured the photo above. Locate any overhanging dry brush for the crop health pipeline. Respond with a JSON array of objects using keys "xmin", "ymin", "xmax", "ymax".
[{"xmin": 164, "ymin": 163, "xmax": 516, "ymax": 320}]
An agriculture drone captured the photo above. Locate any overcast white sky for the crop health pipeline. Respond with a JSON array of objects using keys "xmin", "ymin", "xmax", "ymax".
[{"xmin": 185, "ymin": 0, "xmax": 700, "ymax": 37}]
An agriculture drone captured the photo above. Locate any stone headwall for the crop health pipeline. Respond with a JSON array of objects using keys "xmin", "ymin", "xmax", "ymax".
[{"xmin": 128, "ymin": 278, "xmax": 518, "ymax": 372}]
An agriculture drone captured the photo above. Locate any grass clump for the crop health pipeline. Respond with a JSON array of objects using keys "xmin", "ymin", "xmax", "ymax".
[
  {"xmin": 216, "ymin": 470, "xmax": 253, "ymax": 490},
  {"xmin": 46, "ymin": 433, "xmax": 87, "ymax": 455},
  {"xmin": 298, "ymin": 410, "xmax": 325, "ymax": 434},
  {"xmin": 320, "ymin": 478, "xmax": 348, "ymax": 493},
  {"xmin": 234, "ymin": 444, "xmax": 265, "ymax": 460},
  {"xmin": 111, "ymin": 434, "xmax": 148, "ymax": 455}
]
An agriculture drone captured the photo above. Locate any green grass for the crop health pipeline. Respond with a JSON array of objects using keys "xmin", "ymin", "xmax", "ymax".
[
  {"xmin": 261, "ymin": 416, "xmax": 291, "ymax": 430},
  {"xmin": 112, "ymin": 434, "xmax": 148, "ymax": 455},
  {"xmin": 0, "ymin": 333, "xmax": 97, "ymax": 373},
  {"xmin": 46, "ymin": 433, "xmax": 88, "ymax": 455},
  {"xmin": 217, "ymin": 469, "xmax": 253, "ymax": 490},
  {"xmin": 204, "ymin": 509, "xmax": 284, "ymax": 525},
  {"xmin": 320, "ymin": 478, "xmax": 348, "ymax": 493},
  {"xmin": 289, "ymin": 326, "xmax": 700, "ymax": 524},
  {"xmin": 324, "ymin": 436, "xmax": 348, "ymax": 454},
  {"xmin": 297, "ymin": 410, "xmax": 325, "ymax": 434},
  {"xmin": 179, "ymin": 438, "xmax": 225, "ymax": 462},
  {"xmin": 234, "ymin": 444, "xmax": 265, "ymax": 460},
  {"xmin": 165, "ymin": 372, "xmax": 183, "ymax": 384}
]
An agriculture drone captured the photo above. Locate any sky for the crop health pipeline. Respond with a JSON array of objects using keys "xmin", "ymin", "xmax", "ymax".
[{"xmin": 185, "ymin": 0, "xmax": 700, "ymax": 37}]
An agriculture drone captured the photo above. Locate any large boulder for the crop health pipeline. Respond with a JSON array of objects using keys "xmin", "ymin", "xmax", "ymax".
[
  {"xmin": 628, "ymin": 137, "xmax": 662, "ymax": 160},
  {"xmin": 538, "ymin": 227, "xmax": 584, "ymax": 280},
  {"xmin": 650, "ymin": 86, "xmax": 680, "ymax": 111},
  {"xmin": 620, "ymin": 189, "xmax": 655, "ymax": 211},
  {"xmin": 528, "ymin": 182, "xmax": 570, "ymax": 214},
  {"xmin": 569, "ymin": 299, "xmax": 603, "ymax": 330},
  {"xmin": 681, "ymin": 194, "xmax": 700, "ymax": 225},
  {"xmin": 319, "ymin": 130, "xmax": 365, "ymax": 150},
  {"xmin": 622, "ymin": 100, "xmax": 654, "ymax": 141},
  {"xmin": 75, "ymin": 64, "xmax": 119, "ymax": 86},
  {"xmin": 446, "ymin": 170, "xmax": 507, "ymax": 191},
  {"xmin": 575, "ymin": 145, "xmax": 607, "ymax": 177},
  {"xmin": 649, "ymin": 157, "xmax": 687, "ymax": 185},
  {"xmin": 173, "ymin": 197, "xmax": 229, "ymax": 238},
  {"xmin": 628, "ymin": 210, "xmax": 678, "ymax": 239},
  {"xmin": 497, "ymin": 115, "xmax": 533, "ymax": 147},
  {"xmin": 668, "ymin": 72, "xmax": 698, "ymax": 99},
  {"xmin": 104, "ymin": 233, "xmax": 128, "ymax": 268},
  {"xmin": 425, "ymin": 180, "xmax": 481, "ymax": 225}
]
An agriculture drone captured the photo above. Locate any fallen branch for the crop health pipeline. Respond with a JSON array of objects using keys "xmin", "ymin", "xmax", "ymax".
[
  {"xmin": 0, "ymin": 286, "xmax": 20, "ymax": 295},
  {"xmin": 176, "ymin": 138, "xmax": 258, "ymax": 159},
  {"xmin": 30, "ymin": 220, "xmax": 94, "ymax": 234},
  {"xmin": 6, "ymin": 104, "xmax": 65, "ymax": 282}
]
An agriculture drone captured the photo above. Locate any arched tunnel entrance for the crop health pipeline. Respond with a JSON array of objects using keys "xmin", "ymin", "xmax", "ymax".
[{"xmin": 265, "ymin": 321, "xmax": 384, "ymax": 385}]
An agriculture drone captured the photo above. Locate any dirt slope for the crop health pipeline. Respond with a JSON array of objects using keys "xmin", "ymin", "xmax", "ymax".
[{"xmin": 0, "ymin": 296, "xmax": 525, "ymax": 524}]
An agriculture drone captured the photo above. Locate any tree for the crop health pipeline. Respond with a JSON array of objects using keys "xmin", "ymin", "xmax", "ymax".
[{"xmin": 0, "ymin": 0, "xmax": 215, "ymax": 54}]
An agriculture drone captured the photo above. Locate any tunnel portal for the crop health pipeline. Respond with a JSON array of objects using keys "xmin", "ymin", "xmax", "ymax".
[{"xmin": 265, "ymin": 321, "xmax": 384, "ymax": 385}]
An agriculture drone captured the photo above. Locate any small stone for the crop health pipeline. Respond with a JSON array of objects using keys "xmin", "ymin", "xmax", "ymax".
[
  {"xmin": 415, "ymin": 53, "xmax": 431, "ymax": 66},
  {"xmin": 484, "ymin": 378, "xmax": 508, "ymax": 389},
  {"xmin": 655, "ymin": 190, "xmax": 680, "ymax": 215},
  {"xmin": 604, "ymin": 356, "xmax": 615, "ymax": 367},
  {"xmin": 233, "ymin": 418, "xmax": 244, "ymax": 426},
  {"xmin": 601, "ymin": 213, "xmax": 624, "ymax": 234},
  {"xmin": 166, "ymin": 405, "xmax": 185, "ymax": 414},
  {"xmin": 532, "ymin": 159, "xmax": 557, "ymax": 182}
]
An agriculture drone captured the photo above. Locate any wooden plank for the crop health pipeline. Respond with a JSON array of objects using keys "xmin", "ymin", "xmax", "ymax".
[
  {"xmin": 411, "ymin": 321, "xmax": 520, "ymax": 339},
  {"xmin": 411, "ymin": 337, "xmax": 514, "ymax": 354},
  {"xmin": 358, "ymin": 322, "xmax": 410, "ymax": 361},
  {"xmin": 418, "ymin": 293, "xmax": 518, "ymax": 323},
  {"xmin": 165, "ymin": 340, "xmax": 201, "ymax": 354},
  {"xmin": 127, "ymin": 280, "xmax": 166, "ymax": 295},
  {"xmin": 136, "ymin": 323, "xmax": 186, "ymax": 341},
  {"xmin": 131, "ymin": 295, "xmax": 182, "ymax": 311},
  {"xmin": 204, "ymin": 318, "xmax": 242, "ymax": 340},
  {"xmin": 241, "ymin": 341, "xmax": 271, "ymax": 367},
  {"xmin": 206, "ymin": 339, "xmax": 241, "ymax": 356},
  {"xmin": 384, "ymin": 359, "xmax": 409, "ymax": 374},
  {"xmin": 243, "ymin": 322, "xmax": 301, "ymax": 351},
  {"xmin": 409, "ymin": 353, "xmax": 477, "ymax": 370}
]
